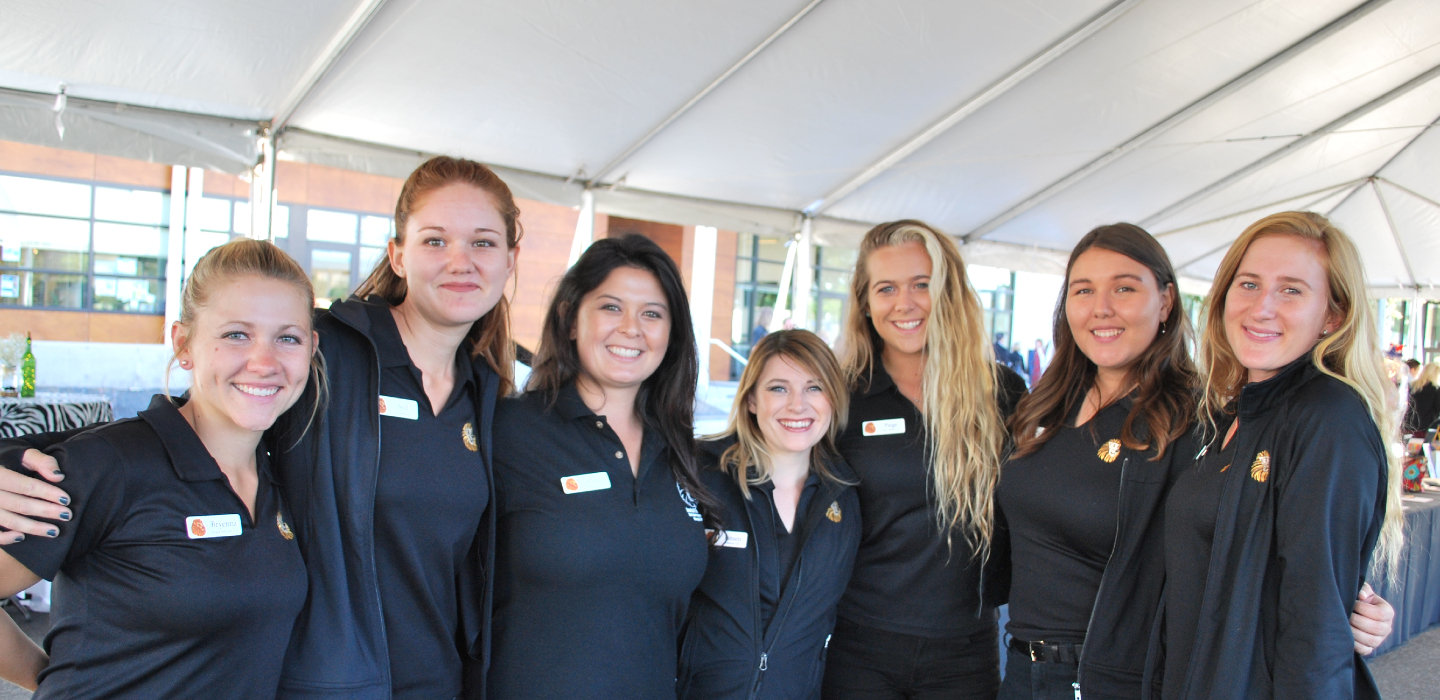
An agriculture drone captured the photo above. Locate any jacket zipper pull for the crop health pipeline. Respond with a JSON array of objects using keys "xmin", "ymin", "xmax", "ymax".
[
  {"xmin": 758, "ymin": 652, "xmax": 768, "ymax": 671},
  {"xmin": 1073, "ymin": 681, "xmax": 1082, "ymax": 700}
]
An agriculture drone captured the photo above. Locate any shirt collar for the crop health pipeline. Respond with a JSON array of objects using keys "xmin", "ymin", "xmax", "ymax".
[
  {"xmin": 139, "ymin": 395, "xmax": 275, "ymax": 485},
  {"xmin": 1236, "ymin": 353, "xmax": 1319, "ymax": 418},
  {"xmin": 856, "ymin": 362, "xmax": 898, "ymax": 399},
  {"xmin": 554, "ymin": 381, "xmax": 597, "ymax": 422},
  {"xmin": 363, "ymin": 296, "xmax": 476, "ymax": 389}
]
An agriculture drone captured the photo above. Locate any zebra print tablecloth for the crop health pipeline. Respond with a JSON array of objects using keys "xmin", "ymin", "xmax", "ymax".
[{"xmin": 0, "ymin": 393, "xmax": 113, "ymax": 437}]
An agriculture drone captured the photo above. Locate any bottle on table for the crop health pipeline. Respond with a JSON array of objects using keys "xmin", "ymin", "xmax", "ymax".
[{"xmin": 20, "ymin": 332, "xmax": 35, "ymax": 398}]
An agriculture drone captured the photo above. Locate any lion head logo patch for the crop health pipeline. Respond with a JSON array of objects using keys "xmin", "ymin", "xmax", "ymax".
[
  {"xmin": 276, "ymin": 512, "xmax": 295, "ymax": 540},
  {"xmin": 462, "ymin": 422, "xmax": 478, "ymax": 452},
  {"xmin": 1250, "ymin": 451, "xmax": 1271, "ymax": 483},
  {"xmin": 1097, "ymin": 439, "xmax": 1121, "ymax": 463},
  {"xmin": 826, "ymin": 501, "xmax": 842, "ymax": 523}
]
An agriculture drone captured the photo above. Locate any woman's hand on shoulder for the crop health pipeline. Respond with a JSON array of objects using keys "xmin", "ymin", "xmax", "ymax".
[{"xmin": 0, "ymin": 450, "xmax": 71, "ymax": 542}]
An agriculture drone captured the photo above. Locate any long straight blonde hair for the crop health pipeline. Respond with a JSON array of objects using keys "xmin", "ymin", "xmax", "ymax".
[
  {"xmin": 839, "ymin": 220, "xmax": 1006, "ymax": 555},
  {"xmin": 717, "ymin": 330, "xmax": 851, "ymax": 498},
  {"xmin": 1201, "ymin": 210, "xmax": 1403, "ymax": 577}
]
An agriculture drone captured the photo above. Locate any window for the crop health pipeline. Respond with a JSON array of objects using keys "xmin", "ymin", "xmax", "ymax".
[
  {"xmin": 0, "ymin": 173, "xmax": 167, "ymax": 313},
  {"xmin": 811, "ymin": 245, "xmax": 856, "ymax": 347},
  {"xmin": 969, "ymin": 265, "xmax": 1015, "ymax": 347},
  {"xmin": 273, "ymin": 206, "xmax": 394, "ymax": 308},
  {"xmin": 731, "ymin": 233, "xmax": 791, "ymax": 377}
]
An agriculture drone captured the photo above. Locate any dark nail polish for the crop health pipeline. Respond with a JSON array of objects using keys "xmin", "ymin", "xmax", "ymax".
[
  {"xmin": 46, "ymin": 529, "xmax": 57, "ymax": 537},
  {"xmin": 58, "ymin": 512, "xmax": 70, "ymax": 521},
  {"xmin": 52, "ymin": 471, "xmax": 63, "ymax": 478},
  {"xmin": 58, "ymin": 497, "xmax": 69, "ymax": 506},
  {"xmin": 11, "ymin": 535, "xmax": 22, "ymax": 543}
]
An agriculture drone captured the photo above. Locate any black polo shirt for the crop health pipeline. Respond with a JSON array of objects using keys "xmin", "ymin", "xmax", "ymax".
[
  {"xmin": 997, "ymin": 398, "xmax": 1129, "ymax": 643},
  {"xmin": 5, "ymin": 395, "xmax": 307, "ymax": 699},
  {"xmin": 365, "ymin": 302, "xmax": 488, "ymax": 700},
  {"xmin": 489, "ymin": 383, "xmax": 709, "ymax": 699},
  {"xmin": 836, "ymin": 363, "xmax": 1026, "ymax": 638}
]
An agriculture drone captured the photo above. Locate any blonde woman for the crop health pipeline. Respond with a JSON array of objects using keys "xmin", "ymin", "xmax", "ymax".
[
  {"xmin": 1159, "ymin": 211, "xmax": 1402, "ymax": 699},
  {"xmin": 680, "ymin": 329, "xmax": 861, "ymax": 700},
  {"xmin": 1403, "ymin": 361, "xmax": 1440, "ymax": 434},
  {"xmin": 820, "ymin": 220, "xmax": 1025, "ymax": 699}
]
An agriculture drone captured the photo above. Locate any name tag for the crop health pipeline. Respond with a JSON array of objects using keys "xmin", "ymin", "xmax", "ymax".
[
  {"xmin": 186, "ymin": 514, "xmax": 243, "ymax": 539},
  {"xmin": 862, "ymin": 418, "xmax": 905, "ymax": 436},
  {"xmin": 706, "ymin": 529, "xmax": 749, "ymax": 549},
  {"xmin": 378, "ymin": 395, "xmax": 419, "ymax": 420},
  {"xmin": 561, "ymin": 472, "xmax": 612, "ymax": 494}
]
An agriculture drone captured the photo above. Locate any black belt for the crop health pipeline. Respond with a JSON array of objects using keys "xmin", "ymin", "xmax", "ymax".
[{"xmin": 1008, "ymin": 637, "xmax": 1083, "ymax": 665}]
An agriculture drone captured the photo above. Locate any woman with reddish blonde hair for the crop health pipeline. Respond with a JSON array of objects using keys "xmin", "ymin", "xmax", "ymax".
[{"xmin": 1159, "ymin": 211, "xmax": 1400, "ymax": 699}]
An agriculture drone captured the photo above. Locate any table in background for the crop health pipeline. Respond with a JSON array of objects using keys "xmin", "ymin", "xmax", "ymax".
[
  {"xmin": 1374, "ymin": 490, "xmax": 1440, "ymax": 656},
  {"xmin": 0, "ymin": 392, "xmax": 113, "ymax": 438}
]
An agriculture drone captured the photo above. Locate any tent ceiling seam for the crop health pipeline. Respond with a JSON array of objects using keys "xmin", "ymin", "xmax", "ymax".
[
  {"xmin": 273, "ymin": 0, "xmax": 391, "ymax": 132},
  {"xmin": 1152, "ymin": 177, "xmax": 1369, "ymax": 238},
  {"xmin": 802, "ymin": 0, "xmax": 1142, "ymax": 217},
  {"xmin": 963, "ymin": 0, "xmax": 1397, "ymax": 242},
  {"xmin": 1373, "ymin": 178, "xmax": 1418, "ymax": 289},
  {"xmin": 589, "ymin": 0, "xmax": 826, "ymax": 187},
  {"xmin": 1378, "ymin": 177, "xmax": 1440, "ymax": 212},
  {"xmin": 1137, "ymin": 61, "xmax": 1440, "ymax": 229},
  {"xmin": 1173, "ymin": 179, "xmax": 1368, "ymax": 272}
]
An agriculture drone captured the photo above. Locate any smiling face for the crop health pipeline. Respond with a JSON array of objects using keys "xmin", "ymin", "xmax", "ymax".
[
  {"xmin": 389, "ymin": 182, "xmax": 516, "ymax": 329},
  {"xmin": 746, "ymin": 355, "xmax": 833, "ymax": 461},
  {"xmin": 865, "ymin": 240, "xmax": 933, "ymax": 358},
  {"xmin": 1066, "ymin": 247, "xmax": 1173, "ymax": 383},
  {"xmin": 1223, "ymin": 234, "xmax": 1339, "ymax": 383},
  {"xmin": 573, "ymin": 266, "xmax": 671, "ymax": 393},
  {"xmin": 174, "ymin": 274, "xmax": 316, "ymax": 434}
]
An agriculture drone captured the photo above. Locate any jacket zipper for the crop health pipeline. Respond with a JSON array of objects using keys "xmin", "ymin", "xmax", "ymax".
[
  {"xmin": 1073, "ymin": 455, "xmax": 1129, "ymax": 700},
  {"xmin": 750, "ymin": 559, "xmax": 805, "ymax": 700}
]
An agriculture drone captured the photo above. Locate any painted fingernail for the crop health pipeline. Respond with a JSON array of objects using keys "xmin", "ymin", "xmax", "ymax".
[
  {"xmin": 46, "ymin": 529, "xmax": 56, "ymax": 537},
  {"xmin": 58, "ymin": 497, "xmax": 69, "ymax": 506},
  {"xmin": 51, "ymin": 471, "xmax": 63, "ymax": 478},
  {"xmin": 58, "ymin": 512, "xmax": 70, "ymax": 521},
  {"xmin": 11, "ymin": 535, "xmax": 22, "ymax": 543}
]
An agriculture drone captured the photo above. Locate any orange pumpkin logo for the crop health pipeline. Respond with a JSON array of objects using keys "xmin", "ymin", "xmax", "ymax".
[
  {"xmin": 378, "ymin": 397, "xmax": 388, "ymax": 414},
  {"xmin": 190, "ymin": 519, "xmax": 206, "ymax": 537},
  {"xmin": 564, "ymin": 478, "xmax": 580, "ymax": 493},
  {"xmin": 864, "ymin": 423, "xmax": 876, "ymax": 434}
]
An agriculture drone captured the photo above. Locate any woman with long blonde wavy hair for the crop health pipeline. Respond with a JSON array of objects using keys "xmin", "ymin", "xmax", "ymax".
[
  {"xmin": 820, "ymin": 220, "xmax": 1026, "ymax": 700},
  {"xmin": 1157, "ymin": 211, "xmax": 1400, "ymax": 699}
]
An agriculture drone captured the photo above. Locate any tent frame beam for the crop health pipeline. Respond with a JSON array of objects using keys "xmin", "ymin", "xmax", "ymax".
[
  {"xmin": 1138, "ymin": 61, "xmax": 1440, "ymax": 229},
  {"xmin": 273, "ymin": 0, "xmax": 391, "ymax": 131},
  {"xmin": 1373, "ymin": 178, "xmax": 1419, "ymax": 290},
  {"xmin": 589, "ymin": 0, "xmax": 826, "ymax": 187},
  {"xmin": 963, "ymin": 0, "xmax": 1397, "ymax": 242},
  {"xmin": 801, "ymin": 0, "xmax": 1141, "ymax": 217},
  {"xmin": 1172, "ymin": 181, "xmax": 1367, "ymax": 272},
  {"xmin": 1152, "ymin": 178, "xmax": 1368, "ymax": 238}
]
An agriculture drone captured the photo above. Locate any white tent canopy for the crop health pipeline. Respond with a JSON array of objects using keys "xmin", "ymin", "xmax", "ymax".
[{"xmin": 2, "ymin": 0, "xmax": 1438, "ymax": 293}]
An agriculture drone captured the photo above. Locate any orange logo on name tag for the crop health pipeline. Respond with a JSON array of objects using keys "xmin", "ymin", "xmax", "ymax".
[
  {"xmin": 564, "ymin": 478, "xmax": 579, "ymax": 493},
  {"xmin": 864, "ymin": 423, "xmax": 876, "ymax": 434},
  {"xmin": 378, "ymin": 397, "xmax": 387, "ymax": 413},
  {"xmin": 191, "ymin": 519, "xmax": 206, "ymax": 537}
]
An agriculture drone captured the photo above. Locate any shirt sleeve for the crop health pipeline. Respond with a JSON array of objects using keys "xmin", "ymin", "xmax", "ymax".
[
  {"xmin": 3, "ymin": 433, "xmax": 130, "ymax": 581},
  {"xmin": 1270, "ymin": 399, "xmax": 1384, "ymax": 699},
  {"xmin": 0, "ymin": 426, "xmax": 94, "ymax": 472}
]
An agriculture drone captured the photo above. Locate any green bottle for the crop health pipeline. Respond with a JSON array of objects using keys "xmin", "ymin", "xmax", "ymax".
[{"xmin": 20, "ymin": 332, "xmax": 35, "ymax": 398}]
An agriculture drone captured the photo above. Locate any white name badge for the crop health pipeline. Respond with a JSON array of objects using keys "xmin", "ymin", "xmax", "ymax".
[
  {"xmin": 561, "ymin": 472, "xmax": 612, "ymax": 494},
  {"xmin": 706, "ymin": 529, "xmax": 749, "ymax": 549},
  {"xmin": 378, "ymin": 395, "xmax": 419, "ymax": 420},
  {"xmin": 186, "ymin": 514, "xmax": 243, "ymax": 539},
  {"xmin": 862, "ymin": 418, "xmax": 905, "ymax": 436}
]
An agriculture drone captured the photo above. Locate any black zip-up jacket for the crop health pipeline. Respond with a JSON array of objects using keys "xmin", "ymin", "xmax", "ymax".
[
  {"xmin": 0, "ymin": 296, "xmax": 499, "ymax": 700},
  {"xmin": 679, "ymin": 440, "xmax": 862, "ymax": 700},
  {"xmin": 1147, "ymin": 357, "xmax": 1385, "ymax": 700},
  {"xmin": 993, "ymin": 415, "xmax": 1199, "ymax": 699}
]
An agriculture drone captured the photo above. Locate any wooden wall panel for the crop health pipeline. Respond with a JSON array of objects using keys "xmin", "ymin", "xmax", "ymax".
[
  {"xmin": 93, "ymin": 156, "xmax": 171, "ymax": 190},
  {"xmin": 303, "ymin": 164, "xmax": 403, "ymax": 214},
  {"xmin": 0, "ymin": 309, "xmax": 161, "ymax": 343},
  {"xmin": 607, "ymin": 217, "xmax": 685, "ymax": 272},
  {"xmin": 710, "ymin": 229, "xmax": 738, "ymax": 381},
  {"xmin": 509, "ymin": 198, "xmax": 579, "ymax": 352},
  {"xmin": 88, "ymin": 313, "xmax": 165, "ymax": 344},
  {"xmin": 0, "ymin": 141, "xmax": 94, "ymax": 180},
  {"xmin": 275, "ymin": 161, "xmax": 309, "ymax": 204}
]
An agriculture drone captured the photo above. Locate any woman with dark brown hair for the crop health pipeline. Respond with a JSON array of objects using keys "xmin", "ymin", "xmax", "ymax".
[
  {"xmin": 0, "ymin": 155, "xmax": 521, "ymax": 700},
  {"xmin": 996, "ymin": 223, "xmax": 1393, "ymax": 700},
  {"xmin": 487, "ymin": 234, "xmax": 718, "ymax": 698}
]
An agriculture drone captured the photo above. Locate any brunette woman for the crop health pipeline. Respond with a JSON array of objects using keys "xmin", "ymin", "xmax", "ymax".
[
  {"xmin": 1160, "ymin": 211, "xmax": 1401, "ymax": 699},
  {"xmin": 821, "ymin": 220, "xmax": 1026, "ymax": 699},
  {"xmin": 0, "ymin": 239, "xmax": 316, "ymax": 697},
  {"xmin": 998, "ymin": 223, "xmax": 1198, "ymax": 699},
  {"xmin": 487, "ymin": 234, "xmax": 718, "ymax": 698},
  {"xmin": 0, "ymin": 156, "xmax": 520, "ymax": 699},
  {"xmin": 681, "ymin": 330, "xmax": 862, "ymax": 700}
]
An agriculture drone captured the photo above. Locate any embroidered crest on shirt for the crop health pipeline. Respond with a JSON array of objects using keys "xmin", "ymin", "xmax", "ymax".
[
  {"xmin": 276, "ymin": 512, "xmax": 295, "ymax": 540},
  {"xmin": 826, "ymin": 501, "xmax": 842, "ymax": 523},
  {"xmin": 1097, "ymin": 439, "xmax": 1121, "ymax": 463},
  {"xmin": 676, "ymin": 484, "xmax": 703, "ymax": 521},
  {"xmin": 462, "ymin": 422, "xmax": 478, "ymax": 452},
  {"xmin": 1250, "ymin": 451, "xmax": 1271, "ymax": 483}
]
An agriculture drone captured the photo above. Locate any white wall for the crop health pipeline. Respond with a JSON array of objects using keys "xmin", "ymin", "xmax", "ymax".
[{"xmin": 31, "ymin": 341, "xmax": 189, "ymax": 390}]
